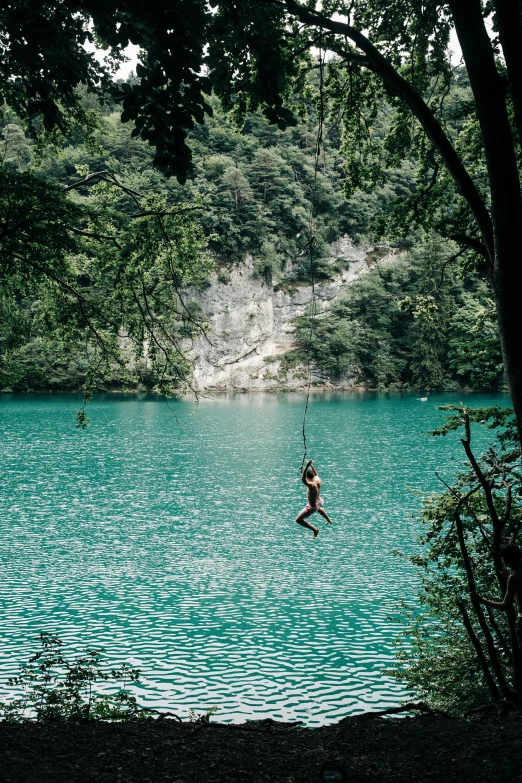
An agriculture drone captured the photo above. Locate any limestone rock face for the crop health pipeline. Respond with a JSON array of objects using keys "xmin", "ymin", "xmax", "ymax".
[{"xmin": 187, "ymin": 237, "xmax": 391, "ymax": 391}]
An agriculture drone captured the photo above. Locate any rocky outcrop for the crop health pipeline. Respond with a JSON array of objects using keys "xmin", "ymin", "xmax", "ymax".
[{"xmin": 188, "ymin": 237, "xmax": 394, "ymax": 391}]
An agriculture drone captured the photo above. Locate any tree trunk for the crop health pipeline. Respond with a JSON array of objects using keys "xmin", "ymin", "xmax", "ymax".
[
  {"xmin": 284, "ymin": 0, "xmax": 522, "ymax": 446},
  {"xmin": 455, "ymin": 512, "xmax": 513, "ymax": 698},
  {"xmin": 457, "ymin": 600, "xmax": 501, "ymax": 701},
  {"xmin": 449, "ymin": 0, "xmax": 522, "ymax": 449},
  {"xmin": 493, "ymin": 0, "xmax": 522, "ymax": 150}
]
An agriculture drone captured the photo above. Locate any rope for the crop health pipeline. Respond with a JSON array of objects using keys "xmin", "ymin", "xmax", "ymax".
[{"xmin": 300, "ymin": 35, "xmax": 325, "ymax": 472}]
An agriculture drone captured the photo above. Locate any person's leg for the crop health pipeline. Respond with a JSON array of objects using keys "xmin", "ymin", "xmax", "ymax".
[
  {"xmin": 295, "ymin": 509, "xmax": 319, "ymax": 538},
  {"xmin": 318, "ymin": 507, "xmax": 332, "ymax": 525}
]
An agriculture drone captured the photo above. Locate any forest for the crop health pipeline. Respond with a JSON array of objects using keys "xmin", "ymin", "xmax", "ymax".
[
  {"xmin": 0, "ymin": 68, "xmax": 503, "ymax": 395},
  {"xmin": 2, "ymin": 0, "xmax": 522, "ymax": 754}
]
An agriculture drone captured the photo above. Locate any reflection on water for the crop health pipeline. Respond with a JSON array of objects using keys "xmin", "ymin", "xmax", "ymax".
[{"xmin": 0, "ymin": 391, "xmax": 508, "ymax": 724}]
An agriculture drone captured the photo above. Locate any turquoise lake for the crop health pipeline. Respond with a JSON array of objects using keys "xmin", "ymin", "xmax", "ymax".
[{"xmin": 0, "ymin": 391, "xmax": 509, "ymax": 724}]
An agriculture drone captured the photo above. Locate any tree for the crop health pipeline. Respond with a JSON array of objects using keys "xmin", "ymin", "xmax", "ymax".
[
  {"xmin": 389, "ymin": 405, "xmax": 522, "ymax": 711},
  {"xmin": 0, "ymin": 163, "xmax": 210, "ymax": 419},
  {"xmin": 2, "ymin": 0, "xmax": 520, "ymax": 440},
  {"xmin": 2, "ymin": 0, "xmax": 521, "ymax": 709},
  {"xmin": 212, "ymin": 0, "xmax": 522, "ymax": 445},
  {"xmin": 0, "ymin": 1, "xmax": 213, "ymax": 180},
  {"xmin": 1, "ymin": 78, "xmax": 368, "ymax": 400},
  {"xmin": 1, "ymin": 123, "xmax": 33, "ymax": 169},
  {"xmin": 221, "ymin": 165, "xmax": 252, "ymax": 210},
  {"xmin": 296, "ymin": 236, "xmax": 503, "ymax": 391}
]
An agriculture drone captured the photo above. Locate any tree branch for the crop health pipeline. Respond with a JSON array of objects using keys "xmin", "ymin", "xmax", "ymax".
[
  {"xmin": 485, "ymin": 604, "xmax": 513, "ymax": 663},
  {"xmin": 433, "ymin": 474, "xmax": 492, "ymax": 553},
  {"xmin": 129, "ymin": 206, "xmax": 205, "ymax": 219},
  {"xmin": 493, "ymin": 0, "xmax": 522, "ymax": 151},
  {"xmin": 65, "ymin": 171, "xmax": 142, "ymax": 202},
  {"xmin": 449, "ymin": 233, "xmax": 489, "ymax": 258},
  {"xmin": 140, "ymin": 281, "xmax": 193, "ymax": 368},
  {"xmin": 68, "ymin": 226, "xmax": 122, "ymax": 249},
  {"xmin": 456, "ymin": 599, "xmax": 501, "ymax": 701},
  {"xmin": 412, "ymin": 247, "xmax": 468, "ymax": 302},
  {"xmin": 5, "ymin": 251, "xmax": 117, "ymax": 349},
  {"xmin": 510, "ymin": 522, "xmax": 522, "ymax": 545},
  {"xmin": 323, "ymin": 40, "xmax": 373, "ymax": 71},
  {"xmin": 281, "ymin": 0, "xmax": 495, "ymax": 262},
  {"xmin": 460, "ymin": 409, "xmax": 502, "ymax": 535},
  {"xmin": 154, "ymin": 213, "xmax": 212, "ymax": 345},
  {"xmin": 455, "ymin": 510, "xmax": 512, "ymax": 698}
]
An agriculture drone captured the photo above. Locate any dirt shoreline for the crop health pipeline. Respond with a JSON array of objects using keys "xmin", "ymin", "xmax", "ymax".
[{"xmin": 2, "ymin": 713, "xmax": 522, "ymax": 783}]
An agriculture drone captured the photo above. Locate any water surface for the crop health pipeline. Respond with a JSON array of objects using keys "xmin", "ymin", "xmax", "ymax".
[{"xmin": 0, "ymin": 391, "xmax": 508, "ymax": 724}]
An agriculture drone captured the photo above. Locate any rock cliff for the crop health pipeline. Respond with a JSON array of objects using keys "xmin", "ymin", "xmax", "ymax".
[{"xmin": 187, "ymin": 237, "xmax": 393, "ymax": 391}]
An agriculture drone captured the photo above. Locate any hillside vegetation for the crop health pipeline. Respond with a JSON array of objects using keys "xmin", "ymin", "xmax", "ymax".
[{"xmin": 0, "ymin": 71, "xmax": 502, "ymax": 393}]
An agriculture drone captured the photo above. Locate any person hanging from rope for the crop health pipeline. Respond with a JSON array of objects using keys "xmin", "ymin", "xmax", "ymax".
[{"xmin": 296, "ymin": 459, "xmax": 332, "ymax": 539}]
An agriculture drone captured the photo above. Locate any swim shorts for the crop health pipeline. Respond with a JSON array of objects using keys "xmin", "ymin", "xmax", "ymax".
[{"xmin": 297, "ymin": 497, "xmax": 324, "ymax": 520}]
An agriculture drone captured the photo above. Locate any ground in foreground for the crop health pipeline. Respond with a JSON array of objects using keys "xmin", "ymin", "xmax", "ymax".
[{"xmin": 2, "ymin": 714, "xmax": 522, "ymax": 782}]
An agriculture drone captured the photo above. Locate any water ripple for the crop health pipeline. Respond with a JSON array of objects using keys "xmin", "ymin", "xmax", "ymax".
[{"xmin": 0, "ymin": 391, "xmax": 508, "ymax": 724}]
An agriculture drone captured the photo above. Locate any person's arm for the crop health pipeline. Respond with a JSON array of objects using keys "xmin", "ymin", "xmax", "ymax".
[
  {"xmin": 301, "ymin": 459, "xmax": 313, "ymax": 485},
  {"xmin": 471, "ymin": 575, "xmax": 516, "ymax": 610},
  {"xmin": 309, "ymin": 461, "xmax": 318, "ymax": 477}
]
